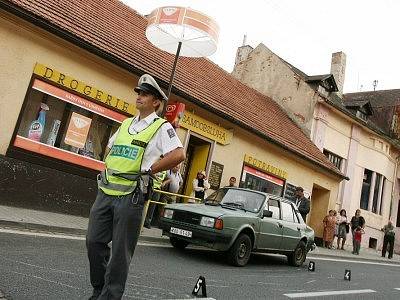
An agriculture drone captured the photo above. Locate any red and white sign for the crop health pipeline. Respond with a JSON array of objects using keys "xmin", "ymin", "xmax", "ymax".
[
  {"xmin": 165, "ymin": 102, "xmax": 185, "ymax": 128},
  {"xmin": 64, "ymin": 112, "xmax": 92, "ymax": 148},
  {"xmin": 243, "ymin": 165, "xmax": 284, "ymax": 186}
]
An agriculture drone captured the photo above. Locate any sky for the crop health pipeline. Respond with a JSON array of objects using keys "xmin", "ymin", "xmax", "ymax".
[{"xmin": 123, "ymin": 0, "xmax": 399, "ymax": 93}]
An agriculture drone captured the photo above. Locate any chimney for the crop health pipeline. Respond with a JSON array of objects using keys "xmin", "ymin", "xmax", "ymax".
[
  {"xmin": 233, "ymin": 35, "xmax": 253, "ymax": 67},
  {"xmin": 330, "ymin": 51, "xmax": 346, "ymax": 96}
]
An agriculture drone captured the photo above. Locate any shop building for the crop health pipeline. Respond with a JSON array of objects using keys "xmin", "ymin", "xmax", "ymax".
[
  {"xmin": 232, "ymin": 43, "xmax": 400, "ymax": 251},
  {"xmin": 0, "ymin": 0, "xmax": 345, "ymax": 240}
]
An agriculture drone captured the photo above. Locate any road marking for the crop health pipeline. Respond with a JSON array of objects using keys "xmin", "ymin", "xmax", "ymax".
[
  {"xmin": 395, "ymin": 288, "xmax": 400, "ymax": 290},
  {"xmin": 10, "ymin": 270, "xmax": 80, "ymax": 289},
  {"xmin": 170, "ymin": 298, "xmax": 216, "ymax": 300},
  {"xmin": 307, "ymin": 256, "xmax": 400, "ymax": 267},
  {"xmin": 0, "ymin": 257, "xmax": 79, "ymax": 275},
  {"xmin": 0, "ymin": 228, "xmax": 86, "ymax": 240},
  {"xmin": 0, "ymin": 229, "xmax": 168, "ymax": 247},
  {"xmin": 305, "ymin": 280, "xmax": 316, "ymax": 284},
  {"xmin": 284, "ymin": 289, "xmax": 376, "ymax": 298}
]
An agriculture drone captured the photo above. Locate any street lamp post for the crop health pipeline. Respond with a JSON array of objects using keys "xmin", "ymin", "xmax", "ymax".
[{"xmin": 145, "ymin": 6, "xmax": 219, "ymax": 116}]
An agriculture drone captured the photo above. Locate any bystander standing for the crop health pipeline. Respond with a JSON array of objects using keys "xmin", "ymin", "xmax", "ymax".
[
  {"xmin": 350, "ymin": 209, "xmax": 365, "ymax": 255},
  {"xmin": 163, "ymin": 164, "xmax": 183, "ymax": 203},
  {"xmin": 226, "ymin": 176, "xmax": 237, "ymax": 187},
  {"xmin": 192, "ymin": 170, "xmax": 210, "ymax": 201},
  {"xmin": 353, "ymin": 227, "xmax": 364, "ymax": 255},
  {"xmin": 294, "ymin": 186, "xmax": 310, "ymax": 222},
  {"xmin": 381, "ymin": 220, "xmax": 395, "ymax": 259},
  {"xmin": 322, "ymin": 210, "xmax": 336, "ymax": 249},
  {"xmin": 336, "ymin": 209, "xmax": 349, "ymax": 250}
]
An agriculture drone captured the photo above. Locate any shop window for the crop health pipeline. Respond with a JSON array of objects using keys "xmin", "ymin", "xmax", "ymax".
[
  {"xmin": 379, "ymin": 178, "xmax": 385, "ymax": 215},
  {"xmin": 12, "ymin": 79, "xmax": 126, "ymax": 171},
  {"xmin": 372, "ymin": 174, "xmax": 384, "ymax": 214},
  {"xmin": 323, "ymin": 149, "xmax": 343, "ymax": 170},
  {"xmin": 241, "ymin": 165, "xmax": 284, "ymax": 196},
  {"xmin": 360, "ymin": 169, "xmax": 372, "ymax": 210}
]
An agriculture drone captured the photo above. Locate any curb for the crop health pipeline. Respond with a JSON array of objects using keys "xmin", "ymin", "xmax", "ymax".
[
  {"xmin": 1, "ymin": 219, "xmax": 399, "ymax": 265},
  {"xmin": 0, "ymin": 219, "xmax": 170, "ymax": 244},
  {"xmin": 0, "ymin": 219, "xmax": 87, "ymax": 235},
  {"xmin": 307, "ymin": 252, "xmax": 400, "ymax": 265}
]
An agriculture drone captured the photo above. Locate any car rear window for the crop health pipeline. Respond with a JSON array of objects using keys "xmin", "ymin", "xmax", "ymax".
[{"xmin": 281, "ymin": 202, "xmax": 295, "ymax": 222}]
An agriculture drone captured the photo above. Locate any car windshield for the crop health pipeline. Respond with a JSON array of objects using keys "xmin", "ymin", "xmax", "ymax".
[{"xmin": 205, "ymin": 188, "xmax": 265, "ymax": 213}]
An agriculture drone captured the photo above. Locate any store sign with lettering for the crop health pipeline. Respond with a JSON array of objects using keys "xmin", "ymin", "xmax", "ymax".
[
  {"xmin": 33, "ymin": 63, "xmax": 135, "ymax": 115},
  {"xmin": 179, "ymin": 111, "xmax": 233, "ymax": 145},
  {"xmin": 244, "ymin": 154, "xmax": 288, "ymax": 179}
]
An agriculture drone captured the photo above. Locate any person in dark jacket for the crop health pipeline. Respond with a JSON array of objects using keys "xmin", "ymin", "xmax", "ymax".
[
  {"xmin": 294, "ymin": 186, "xmax": 310, "ymax": 222},
  {"xmin": 381, "ymin": 220, "xmax": 395, "ymax": 259},
  {"xmin": 192, "ymin": 170, "xmax": 210, "ymax": 201}
]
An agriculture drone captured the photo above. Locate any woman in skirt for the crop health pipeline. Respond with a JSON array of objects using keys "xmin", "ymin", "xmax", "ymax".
[{"xmin": 336, "ymin": 209, "xmax": 349, "ymax": 250}]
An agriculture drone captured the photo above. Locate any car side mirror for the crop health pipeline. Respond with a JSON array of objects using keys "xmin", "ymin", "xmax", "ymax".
[{"xmin": 263, "ymin": 210, "xmax": 273, "ymax": 218}]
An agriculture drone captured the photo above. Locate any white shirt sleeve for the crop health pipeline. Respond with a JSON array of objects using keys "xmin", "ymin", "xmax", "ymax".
[
  {"xmin": 156, "ymin": 122, "xmax": 183, "ymax": 155},
  {"xmin": 107, "ymin": 128, "xmax": 119, "ymax": 149}
]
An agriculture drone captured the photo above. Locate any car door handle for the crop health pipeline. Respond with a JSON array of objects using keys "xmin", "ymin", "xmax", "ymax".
[
  {"xmin": 297, "ymin": 227, "xmax": 301, "ymax": 231},
  {"xmin": 277, "ymin": 223, "xmax": 283, "ymax": 228}
]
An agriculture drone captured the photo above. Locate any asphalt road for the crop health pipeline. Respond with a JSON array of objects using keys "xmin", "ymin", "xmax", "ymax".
[{"xmin": 1, "ymin": 229, "xmax": 400, "ymax": 300}]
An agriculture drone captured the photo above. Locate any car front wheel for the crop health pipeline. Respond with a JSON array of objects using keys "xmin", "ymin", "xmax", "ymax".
[
  {"xmin": 170, "ymin": 237, "xmax": 189, "ymax": 250},
  {"xmin": 227, "ymin": 233, "xmax": 252, "ymax": 267},
  {"xmin": 287, "ymin": 240, "xmax": 307, "ymax": 267}
]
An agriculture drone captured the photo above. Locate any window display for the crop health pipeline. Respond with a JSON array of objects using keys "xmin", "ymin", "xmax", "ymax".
[
  {"xmin": 13, "ymin": 79, "xmax": 128, "ymax": 171},
  {"xmin": 241, "ymin": 165, "xmax": 284, "ymax": 196}
]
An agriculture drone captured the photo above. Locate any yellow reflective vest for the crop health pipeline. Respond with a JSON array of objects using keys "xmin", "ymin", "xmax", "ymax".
[{"xmin": 98, "ymin": 117, "xmax": 166, "ymax": 196}]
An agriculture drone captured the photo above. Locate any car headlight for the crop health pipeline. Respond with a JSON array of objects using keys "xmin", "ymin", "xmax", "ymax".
[
  {"xmin": 200, "ymin": 216, "xmax": 215, "ymax": 227},
  {"xmin": 163, "ymin": 209, "xmax": 174, "ymax": 219}
]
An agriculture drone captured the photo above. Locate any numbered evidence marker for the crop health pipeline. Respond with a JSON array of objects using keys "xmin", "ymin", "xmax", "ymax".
[
  {"xmin": 308, "ymin": 261, "xmax": 315, "ymax": 272},
  {"xmin": 192, "ymin": 276, "xmax": 207, "ymax": 297},
  {"xmin": 344, "ymin": 269, "xmax": 351, "ymax": 281}
]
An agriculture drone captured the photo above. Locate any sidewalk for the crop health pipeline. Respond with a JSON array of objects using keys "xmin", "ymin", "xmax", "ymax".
[{"xmin": 0, "ymin": 205, "xmax": 399, "ymax": 264}]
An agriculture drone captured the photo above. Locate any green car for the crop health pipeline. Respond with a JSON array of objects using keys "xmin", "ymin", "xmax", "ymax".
[{"xmin": 159, "ymin": 187, "xmax": 315, "ymax": 267}]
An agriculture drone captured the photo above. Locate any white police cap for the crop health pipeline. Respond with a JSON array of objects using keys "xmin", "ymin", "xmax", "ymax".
[{"xmin": 134, "ymin": 74, "xmax": 168, "ymax": 101}]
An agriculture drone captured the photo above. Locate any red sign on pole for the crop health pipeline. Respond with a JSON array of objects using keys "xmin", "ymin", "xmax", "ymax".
[{"xmin": 165, "ymin": 102, "xmax": 185, "ymax": 128}]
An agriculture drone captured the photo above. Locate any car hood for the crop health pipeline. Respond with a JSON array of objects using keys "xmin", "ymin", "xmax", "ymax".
[{"xmin": 165, "ymin": 203, "xmax": 255, "ymax": 218}]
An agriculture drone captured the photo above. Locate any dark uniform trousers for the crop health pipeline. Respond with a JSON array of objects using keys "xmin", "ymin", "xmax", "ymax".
[{"xmin": 86, "ymin": 188, "xmax": 145, "ymax": 299}]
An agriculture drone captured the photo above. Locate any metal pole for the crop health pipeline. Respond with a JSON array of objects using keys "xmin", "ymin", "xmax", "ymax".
[{"xmin": 161, "ymin": 41, "xmax": 182, "ymax": 117}]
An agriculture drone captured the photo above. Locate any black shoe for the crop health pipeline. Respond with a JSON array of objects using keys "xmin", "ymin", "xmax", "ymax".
[{"xmin": 144, "ymin": 223, "xmax": 151, "ymax": 229}]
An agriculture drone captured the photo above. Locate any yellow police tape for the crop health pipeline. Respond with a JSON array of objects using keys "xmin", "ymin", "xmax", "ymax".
[
  {"xmin": 152, "ymin": 189, "xmax": 202, "ymax": 204},
  {"xmin": 140, "ymin": 190, "xmax": 202, "ymax": 231}
]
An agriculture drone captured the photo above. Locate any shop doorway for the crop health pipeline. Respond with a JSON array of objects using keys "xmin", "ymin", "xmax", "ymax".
[
  {"xmin": 308, "ymin": 184, "xmax": 330, "ymax": 245},
  {"xmin": 181, "ymin": 134, "xmax": 211, "ymax": 199}
]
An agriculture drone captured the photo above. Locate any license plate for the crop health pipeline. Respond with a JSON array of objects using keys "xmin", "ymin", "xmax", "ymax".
[{"xmin": 170, "ymin": 227, "xmax": 192, "ymax": 238}]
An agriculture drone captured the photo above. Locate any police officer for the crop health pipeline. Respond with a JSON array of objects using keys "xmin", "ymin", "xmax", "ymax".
[{"xmin": 86, "ymin": 74, "xmax": 185, "ymax": 300}]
